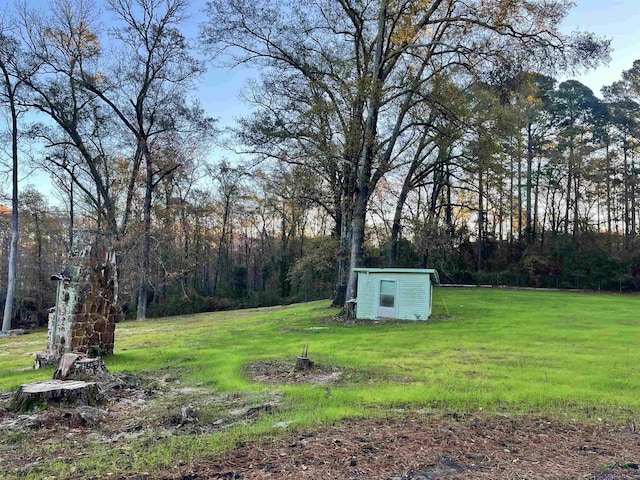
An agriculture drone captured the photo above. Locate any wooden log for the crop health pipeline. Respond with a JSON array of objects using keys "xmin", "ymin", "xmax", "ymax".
[{"xmin": 10, "ymin": 380, "xmax": 104, "ymax": 412}]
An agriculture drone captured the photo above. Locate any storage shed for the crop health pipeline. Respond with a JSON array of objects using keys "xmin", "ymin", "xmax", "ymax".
[{"xmin": 353, "ymin": 268, "xmax": 439, "ymax": 321}]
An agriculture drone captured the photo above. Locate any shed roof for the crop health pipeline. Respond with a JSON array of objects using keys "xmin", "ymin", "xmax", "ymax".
[{"xmin": 353, "ymin": 268, "xmax": 439, "ymax": 284}]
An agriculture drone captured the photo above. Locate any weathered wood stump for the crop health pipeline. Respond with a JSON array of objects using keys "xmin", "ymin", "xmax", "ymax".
[
  {"xmin": 295, "ymin": 356, "xmax": 314, "ymax": 371},
  {"xmin": 53, "ymin": 353, "xmax": 108, "ymax": 380},
  {"xmin": 54, "ymin": 353, "xmax": 81, "ymax": 380},
  {"xmin": 294, "ymin": 344, "xmax": 314, "ymax": 371},
  {"xmin": 11, "ymin": 380, "xmax": 103, "ymax": 412},
  {"xmin": 73, "ymin": 357, "xmax": 107, "ymax": 379},
  {"xmin": 34, "ymin": 352, "xmax": 58, "ymax": 369}
]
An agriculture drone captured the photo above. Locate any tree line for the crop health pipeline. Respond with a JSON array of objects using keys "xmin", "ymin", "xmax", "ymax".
[{"xmin": 1, "ymin": 0, "xmax": 635, "ymax": 330}]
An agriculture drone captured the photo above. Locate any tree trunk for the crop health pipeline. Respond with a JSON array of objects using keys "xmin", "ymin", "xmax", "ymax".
[
  {"xmin": 389, "ymin": 171, "xmax": 414, "ymax": 268},
  {"xmin": 444, "ymin": 163, "xmax": 452, "ymax": 231},
  {"xmin": 213, "ymin": 195, "xmax": 231, "ymax": 296},
  {"xmin": 509, "ymin": 152, "xmax": 515, "ymax": 243},
  {"xmin": 331, "ymin": 206, "xmax": 349, "ymax": 307},
  {"xmin": 346, "ymin": 186, "xmax": 368, "ymax": 301},
  {"xmin": 525, "ymin": 124, "xmax": 533, "ymax": 243},
  {"xmin": 517, "ymin": 148, "xmax": 523, "ymax": 239},
  {"xmin": 477, "ymin": 167, "xmax": 484, "ymax": 273},
  {"xmin": 624, "ymin": 144, "xmax": 630, "ymax": 242},
  {"xmin": 632, "ymin": 153, "xmax": 637, "ymax": 236},
  {"xmin": 2, "ymin": 185, "xmax": 17, "ymax": 334},
  {"xmin": 345, "ymin": 2, "xmax": 387, "ymax": 305},
  {"xmin": 565, "ymin": 144, "xmax": 572, "ymax": 236},
  {"xmin": 573, "ymin": 146, "xmax": 580, "ymax": 237},
  {"xmin": 606, "ymin": 141, "xmax": 612, "ymax": 237},
  {"xmin": 136, "ymin": 151, "xmax": 153, "ymax": 321},
  {"xmin": 2, "ymin": 80, "xmax": 19, "ymax": 335},
  {"xmin": 533, "ymin": 158, "xmax": 542, "ymax": 242}
]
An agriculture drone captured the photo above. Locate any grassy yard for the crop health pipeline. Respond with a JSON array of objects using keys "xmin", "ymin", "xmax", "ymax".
[{"xmin": 1, "ymin": 288, "xmax": 639, "ymax": 478}]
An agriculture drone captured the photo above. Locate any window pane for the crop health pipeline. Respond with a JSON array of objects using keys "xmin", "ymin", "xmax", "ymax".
[
  {"xmin": 380, "ymin": 293, "xmax": 395, "ymax": 307},
  {"xmin": 380, "ymin": 280, "xmax": 395, "ymax": 295}
]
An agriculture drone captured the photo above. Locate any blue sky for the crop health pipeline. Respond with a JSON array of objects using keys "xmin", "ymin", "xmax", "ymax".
[{"xmin": 561, "ymin": 0, "xmax": 640, "ymax": 94}]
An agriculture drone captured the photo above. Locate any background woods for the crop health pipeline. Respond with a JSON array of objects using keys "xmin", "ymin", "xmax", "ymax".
[{"xmin": 2, "ymin": 0, "xmax": 640, "ymax": 329}]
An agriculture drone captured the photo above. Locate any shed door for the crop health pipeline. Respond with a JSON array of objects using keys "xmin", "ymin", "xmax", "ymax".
[{"xmin": 378, "ymin": 279, "xmax": 397, "ymax": 318}]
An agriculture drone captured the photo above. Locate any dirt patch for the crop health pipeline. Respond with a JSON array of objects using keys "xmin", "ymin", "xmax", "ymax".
[
  {"xmin": 245, "ymin": 359, "xmax": 342, "ymax": 385},
  {"xmin": 157, "ymin": 415, "xmax": 640, "ymax": 480},
  {"xmin": 0, "ymin": 372, "xmax": 283, "ymax": 478}
]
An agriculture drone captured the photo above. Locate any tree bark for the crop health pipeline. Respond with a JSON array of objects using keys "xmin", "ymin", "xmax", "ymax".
[
  {"xmin": 136, "ymin": 149, "xmax": 153, "ymax": 321},
  {"xmin": 525, "ymin": 123, "xmax": 533, "ymax": 243},
  {"xmin": 1, "ymin": 66, "xmax": 19, "ymax": 334}
]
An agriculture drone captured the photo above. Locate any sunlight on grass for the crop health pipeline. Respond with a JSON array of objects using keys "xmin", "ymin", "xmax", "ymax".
[{"xmin": 2, "ymin": 292, "xmax": 640, "ymax": 414}]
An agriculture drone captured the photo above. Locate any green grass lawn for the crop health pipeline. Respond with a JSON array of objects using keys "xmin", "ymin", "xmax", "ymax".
[{"xmin": 1, "ymin": 288, "xmax": 639, "ymax": 478}]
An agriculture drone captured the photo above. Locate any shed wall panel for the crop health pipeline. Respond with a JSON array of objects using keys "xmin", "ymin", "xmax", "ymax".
[
  {"xmin": 396, "ymin": 274, "xmax": 430, "ymax": 320},
  {"xmin": 355, "ymin": 271, "xmax": 433, "ymax": 320},
  {"xmin": 355, "ymin": 272, "xmax": 376, "ymax": 319}
]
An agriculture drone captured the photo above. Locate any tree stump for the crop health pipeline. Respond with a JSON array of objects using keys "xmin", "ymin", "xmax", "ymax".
[
  {"xmin": 72, "ymin": 357, "xmax": 108, "ymax": 379},
  {"xmin": 34, "ymin": 352, "xmax": 58, "ymax": 369},
  {"xmin": 11, "ymin": 380, "xmax": 104, "ymax": 412},
  {"xmin": 294, "ymin": 344, "xmax": 314, "ymax": 371},
  {"xmin": 52, "ymin": 353, "xmax": 108, "ymax": 381},
  {"xmin": 53, "ymin": 353, "xmax": 81, "ymax": 380},
  {"xmin": 295, "ymin": 356, "xmax": 314, "ymax": 371}
]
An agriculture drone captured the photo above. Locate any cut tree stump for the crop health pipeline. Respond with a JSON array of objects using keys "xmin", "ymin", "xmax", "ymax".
[
  {"xmin": 54, "ymin": 353, "xmax": 81, "ymax": 380},
  {"xmin": 72, "ymin": 357, "xmax": 108, "ymax": 379},
  {"xmin": 53, "ymin": 354, "xmax": 108, "ymax": 381},
  {"xmin": 294, "ymin": 344, "xmax": 314, "ymax": 371},
  {"xmin": 10, "ymin": 380, "xmax": 104, "ymax": 412},
  {"xmin": 295, "ymin": 356, "xmax": 314, "ymax": 371}
]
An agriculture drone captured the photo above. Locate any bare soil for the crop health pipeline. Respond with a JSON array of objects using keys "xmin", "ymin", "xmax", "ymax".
[
  {"xmin": 165, "ymin": 414, "xmax": 640, "ymax": 480},
  {"xmin": 1, "ymin": 365, "xmax": 639, "ymax": 480}
]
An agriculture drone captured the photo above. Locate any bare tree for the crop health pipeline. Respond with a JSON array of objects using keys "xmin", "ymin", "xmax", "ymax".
[{"xmin": 0, "ymin": 16, "xmax": 34, "ymax": 334}]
